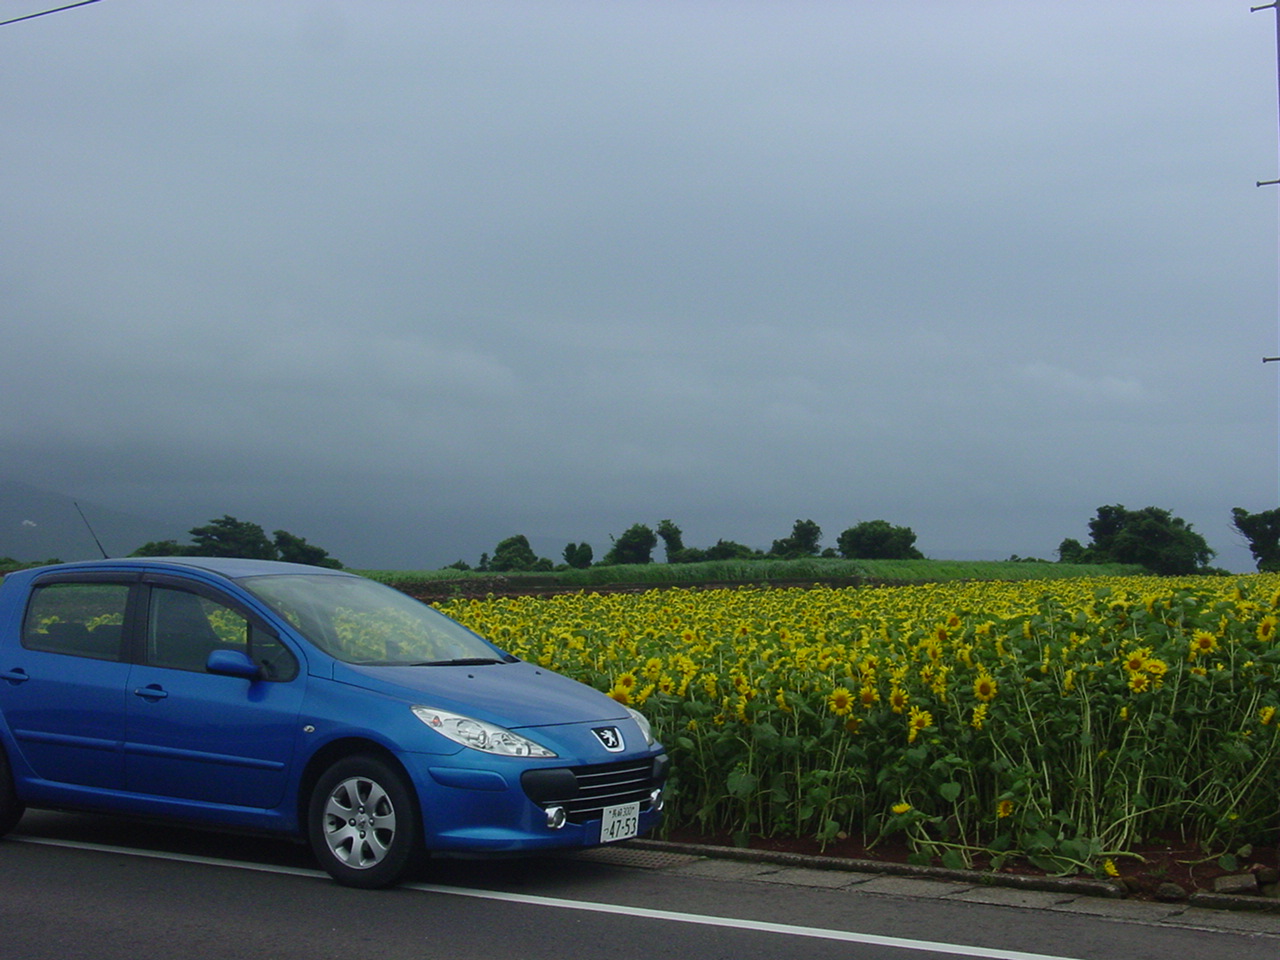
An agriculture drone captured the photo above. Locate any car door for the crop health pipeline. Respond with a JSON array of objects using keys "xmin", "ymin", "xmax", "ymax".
[
  {"xmin": 0, "ymin": 574, "xmax": 136, "ymax": 790},
  {"xmin": 123, "ymin": 578, "xmax": 306, "ymax": 809}
]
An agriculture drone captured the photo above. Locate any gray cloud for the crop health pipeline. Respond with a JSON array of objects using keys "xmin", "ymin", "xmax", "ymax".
[{"xmin": 1, "ymin": 1, "xmax": 1275, "ymax": 571}]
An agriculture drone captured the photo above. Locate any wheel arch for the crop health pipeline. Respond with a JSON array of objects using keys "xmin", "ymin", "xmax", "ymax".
[{"xmin": 296, "ymin": 738, "xmax": 422, "ymax": 839}]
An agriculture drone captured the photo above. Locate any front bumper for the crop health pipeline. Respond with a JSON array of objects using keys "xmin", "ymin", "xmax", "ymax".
[{"xmin": 405, "ymin": 749, "xmax": 669, "ymax": 853}]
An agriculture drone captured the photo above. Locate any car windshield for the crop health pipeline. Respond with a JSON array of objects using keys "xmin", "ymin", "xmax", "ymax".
[{"xmin": 241, "ymin": 574, "xmax": 506, "ymax": 665}]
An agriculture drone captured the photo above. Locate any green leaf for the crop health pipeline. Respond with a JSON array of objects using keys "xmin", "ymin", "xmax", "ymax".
[
  {"xmin": 939, "ymin": 782, "xmax": 962, "ymax": 803},
  {"xmin": 816, "ymin": 819, "xmax": 842, "ymax": 843},
  {"xmin": 752, "ymin": 722, "xmax": 780, "ymax": 746},
  {"xmin": 1027, "ymin": 854, "xmax": 1073, "ymax": 875},
  {"xmin": 726, "ymin": 768, "xmax": 758, "ymax": 799}
]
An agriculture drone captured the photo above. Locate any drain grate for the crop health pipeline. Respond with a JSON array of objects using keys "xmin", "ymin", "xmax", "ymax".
[{"xmin": 561, "ymin": 845, "xmax": 703, "ymax": 870}]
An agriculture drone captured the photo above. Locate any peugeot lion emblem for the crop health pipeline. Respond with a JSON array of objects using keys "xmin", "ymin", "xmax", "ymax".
[{"xmin": 592, "ymin": 726, "xmax": 625, "ymax": 752}]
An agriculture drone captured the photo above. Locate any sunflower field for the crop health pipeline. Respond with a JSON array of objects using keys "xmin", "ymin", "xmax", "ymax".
[{"xmin": 437, "ymin": 575, "xmax": 1280, "ymax": 874}]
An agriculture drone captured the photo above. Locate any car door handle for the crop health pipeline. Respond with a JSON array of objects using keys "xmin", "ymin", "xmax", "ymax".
[
  {"xmin": 133, "ymin": 684, "xmax": 168, "ymax": 701},
  {"xmin": 1, "ymin": 668, "xmax": 28, "ymax": 685}
]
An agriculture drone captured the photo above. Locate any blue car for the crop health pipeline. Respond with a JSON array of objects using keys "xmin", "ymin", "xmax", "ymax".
[{"xmin": 0, "ymin": 558, "xmax": 668, "ymax": 887}]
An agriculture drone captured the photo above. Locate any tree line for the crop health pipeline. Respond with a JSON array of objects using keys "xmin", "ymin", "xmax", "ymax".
[
  {"xmin": 131, "ymin": 515, "xmax": 343, "ymax": 568},
  {"xmin": 461, "ymin": 504, "xmax": 1280, "ymax": 578},
  {"xmin": 9, "ymin": 502, "xmax": 1280, "ymax": 578}
]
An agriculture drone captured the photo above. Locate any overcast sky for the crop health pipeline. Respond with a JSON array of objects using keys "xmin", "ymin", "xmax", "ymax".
[{"xmin": 3, "ymin": 0, "xmax": 1280, "ymax": 571}]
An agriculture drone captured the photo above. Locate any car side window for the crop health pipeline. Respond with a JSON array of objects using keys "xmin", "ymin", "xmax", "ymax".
[
  {"xmin": 147, "ymin": 586, "xmax": 298, "ymax": 681},
  {"xmin": 22, "ymin": 581, "xmax": 130, "ymax": 661}
]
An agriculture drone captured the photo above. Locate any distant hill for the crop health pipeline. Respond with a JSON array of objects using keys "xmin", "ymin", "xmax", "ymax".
[{"xmin": 0, "ymin": 479, "xmax": 186, "ymax": 562}]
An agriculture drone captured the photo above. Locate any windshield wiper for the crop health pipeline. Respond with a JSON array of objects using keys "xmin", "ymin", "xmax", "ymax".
[{"xmin": 408, "ymin": 657, "xmax": 507, "ymax": 667}]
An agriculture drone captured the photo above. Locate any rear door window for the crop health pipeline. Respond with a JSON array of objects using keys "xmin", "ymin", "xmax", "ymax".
[{"xmin": 22, "ymin": 581, "xmax": 130, "ymax": 661}]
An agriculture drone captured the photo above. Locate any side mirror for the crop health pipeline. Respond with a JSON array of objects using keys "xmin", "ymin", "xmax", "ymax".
[{"xmin": 207, "ymin": 649, "xmax": 264, "ymax": 680}]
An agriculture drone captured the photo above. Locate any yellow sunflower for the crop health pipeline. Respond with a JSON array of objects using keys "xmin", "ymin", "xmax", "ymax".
[
  {"xmin": 827, "ymin": 686, "xmax": 854, "ymax": 717},
  {"xmin": 973, "ymin": 672, "xmax": 998, "ymax": 703},
  {"xmin": 907, "ymin": 705, "xmax": 933, "ymax": 743}
]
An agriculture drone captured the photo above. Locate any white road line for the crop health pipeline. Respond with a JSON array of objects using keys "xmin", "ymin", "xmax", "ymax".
[
  {"xmin": 12, "ymin": 835, "xmax": 1086, "ymax": 960},
  {"xmin": 12, "ymin": 834, "xmax": 325, "ymax": 878}
]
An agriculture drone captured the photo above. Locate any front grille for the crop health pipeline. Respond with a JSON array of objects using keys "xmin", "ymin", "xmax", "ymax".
[{"xmin": 522, "ymin": 757, "xmax": 665, "ymax": 824}]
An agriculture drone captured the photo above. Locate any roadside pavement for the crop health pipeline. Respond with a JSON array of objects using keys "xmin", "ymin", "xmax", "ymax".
[{"xmin": 559, "ymin": 839, "xmax": 1280, "ymax": 940}]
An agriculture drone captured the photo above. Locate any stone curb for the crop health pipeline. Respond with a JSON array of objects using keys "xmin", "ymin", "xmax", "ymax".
[
  {"xmin": 1188, "ymin": 891, "xmax": 1280, "ymax": 914},
  {"xmin": 630, "ymin": 839, "xmax": 1280, "ymax": 912}
]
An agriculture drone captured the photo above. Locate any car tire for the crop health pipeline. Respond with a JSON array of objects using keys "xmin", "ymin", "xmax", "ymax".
[
  {"xmin": 0, "ymin": 745, "xmax": 25, "ymax": 837},
  {"xmin": 307, "ymin": 755, "xmax": 421, "ymax": 888}
]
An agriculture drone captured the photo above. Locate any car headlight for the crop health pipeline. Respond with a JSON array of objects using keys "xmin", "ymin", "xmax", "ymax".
[
  {"xmin": 412, "ymin": 705, "xmax": 557, "ymax": 758},
  {"xmin": 627, "ymin": 706, "xmax": 655, "ymax": 746}
]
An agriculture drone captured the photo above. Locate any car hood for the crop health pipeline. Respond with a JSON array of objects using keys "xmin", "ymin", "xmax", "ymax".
[{"xmin": 329, "ymin": 660, "xmax": 628, "ymax": 729}]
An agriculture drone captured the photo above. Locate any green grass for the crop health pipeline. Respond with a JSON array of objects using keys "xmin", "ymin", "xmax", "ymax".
[{"xmin": 357, "ymin": 557, "xmax": 1149, "ymax": 590}]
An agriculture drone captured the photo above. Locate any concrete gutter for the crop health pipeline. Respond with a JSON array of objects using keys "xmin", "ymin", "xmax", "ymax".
[{"xmin": 628, "ymin": 838, "xmax": 1280, "ymax": 914}]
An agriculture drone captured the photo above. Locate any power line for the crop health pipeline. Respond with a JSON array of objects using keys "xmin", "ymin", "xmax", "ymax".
[{"xmin": 0, "ymin": 0, "xmax": 102, "ymax": 28}]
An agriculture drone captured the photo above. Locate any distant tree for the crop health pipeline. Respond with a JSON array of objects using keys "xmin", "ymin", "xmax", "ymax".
[
  {"xmin": 603, "ymin": 523, "xmax": 657, "ymax": 565},
  {"xmin": 130, "ymin": 539, "xmax": 188, "ymax": 557},
  {"xmin": 562, "ymin": 542, "xmax": 593, "ymax": 569},
  {"xmin": 490, "ymin": 535, "xmax": 539, "ymax": 572},
  {"xmin": 476, "ymin": 552, "xmax": 490, "ymax": 572},
  {"xmin": 836, "ymin": 520, "xmax": 924, "ymax": 560},
  {"xmin": 769, "ymin": 519, "xmax": 822, "ymax": 559},
  {"xmin": 443, "ymin": 559, "xmax": 472, "ymax": 571},
  {"xmin": 1056, "ymin": 538, "xmax": 1088, "ymax": 564},
  {"xmin": 703, "ymin": 539, "xmax": 760, "ymax": 561},
  {"xmin": 129, "ymin": 516, "xmax": 341, "ymax": 567},
  {"xmin": 1059, "ymin": 504, "xmax": 1214, "ymax": 576},
  {"xmin": 1231, "ymin": 507, "xmax": 1280, "ymax": 572},
  {"xmin": 0, "ymin": 557, "xmax": 61, "ymax": 573},
  {"xmin": 188, "ymin": 515, "xmax": 277, "ymax": 559},
  {"xmin": 656, "ymin": 520, "xmax": 685, "ymax": 562},
  {"xmin": 273, "ymin": 529, "xmax": 342, "ymax": 568}
]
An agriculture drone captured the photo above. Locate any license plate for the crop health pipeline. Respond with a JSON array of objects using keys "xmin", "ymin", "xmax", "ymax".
[{"xmin": 600, "ymin": 801, "xmax": 640, "ymax": 843}]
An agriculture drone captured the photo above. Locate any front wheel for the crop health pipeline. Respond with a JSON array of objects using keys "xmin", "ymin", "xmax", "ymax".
[{"xmin": 307, "ymin": 755, "xmax": 421, "ymax": 888}]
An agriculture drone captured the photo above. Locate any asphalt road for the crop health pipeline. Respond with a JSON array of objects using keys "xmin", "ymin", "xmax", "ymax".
[{"xmin": 2, "ymin": 811, "xmax": 1277, "ymax": 960}]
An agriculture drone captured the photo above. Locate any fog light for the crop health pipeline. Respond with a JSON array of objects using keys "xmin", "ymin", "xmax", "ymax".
[
  {"xmin": 649, "ymin": 788, "xmax": 664, "ymax": 813},
  {"xmin": 544, "ymin": 805, "xmax": 567, "ymax": 829}
]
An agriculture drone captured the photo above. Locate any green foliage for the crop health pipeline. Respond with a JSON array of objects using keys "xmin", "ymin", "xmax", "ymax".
[
  {"xmin": 701, "ymin": 539, "xmax": 761, "ymax": 561},
  {"xmin": 1060, "ymin": 504, "xmax": 1214, "ymax": 576},
  {"xmin": 656, "ymin": 520, "xmax": 684, "ymax": 562},
  {"xmin": 603, "ymin": 523, "xmax": 658, "ymax": 565},
  {"xmin": 837, "ymin": 520, "xmax": 925, "ymax": 560},
  {"xmin": 366, "ymin": 557, "xmax": 1147, "ymax": 591},
  {"xmin": 273, "ymin": 529, "xmax": 342, "ymax": 569},
  {"xmin": 562, "ymin": 542, "xmax": 593, "ymax": 569},
  {"xmin": 447, "ymin": 575, "xmax": 1280, "ymax": 873},
  {"xmin": 1232, "ymin": 507, "xmax": 1280, "ymax": 572},
  {"xmin": 189, "ymin": 515, "xmax": 276, "ymax": 559},
  {"xmin": 0, "ymin": 556, "xmax": 61, "ymax": 574},
  {"xmin": 769, "ymin": 519, "xmax": 823, "ymax": 559},
  {"xmin": 653, "ymin": 517, "xmax": 762, "ymax": 564},
  {"xmin": 490, "ymin": 535, "xmax": 540, "ymax": 572},
  {"xmin": 130, "ymin": 540, "xmax": 188, "ymax": 557},
  {"xmin": 129, "ymin": 515, "xmax": 342, "ymax": 568}
]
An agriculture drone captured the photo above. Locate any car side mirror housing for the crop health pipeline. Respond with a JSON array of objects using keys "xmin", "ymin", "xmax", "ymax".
[{"xmin": 206, "ymin": 649, "xmax": 264, "ymax": 680}]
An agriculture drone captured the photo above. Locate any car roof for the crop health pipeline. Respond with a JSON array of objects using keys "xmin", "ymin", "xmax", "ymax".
[{"xmin": 20, "ymin": 556, "xmax": 356, "ymax": 582}]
